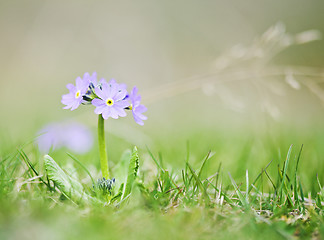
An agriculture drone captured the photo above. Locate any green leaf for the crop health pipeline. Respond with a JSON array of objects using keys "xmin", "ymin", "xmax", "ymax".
[
  {"xmin": 44, "ymin": 155, "xmax": 90, "ymax": 203},
  {"xmin": 111, "ymin": 183, "xmax": 124, "ymax": 203},
  {"xmin": 122, "ymin": 147, "xmax": 140, "ymax": 200},
  {"xmin": 113, "ymin": 149, "xmax": 132, "ymax": 190}
]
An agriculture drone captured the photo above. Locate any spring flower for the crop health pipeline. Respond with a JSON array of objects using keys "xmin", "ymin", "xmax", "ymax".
[
  {"xmin": 108, "ymin": 79, "xmax": 127, "ymax": 91},
  {"xmin": 36, "ymin": 123, "xmax": 60, "ymax": 153},
  {"xmin": 129, "ymin": 87, "xmax": 147, "ymax": 125},
  {"xmin": 92, "ymin": 81, "xmax": 129, "ymax": 119},
  {"xmin": 63, "ymin": 123, "xmax": 94, "ymax": 153},
  {"xmin": 61, "ymin": 76, "xmax": 90, "ymax": 110},
  {"xmin": 87, "ymin": 72, "xmax": 107, "ymax": 89},
  {"xmin": 61, "ymin": 72, "xmax": 147, "ymax": 181},
  {"xmin": 83, "ymin": 72, "xmax": 99, "ymax": 102},
  {"xmin": 36, "ymin": 121, "xmax": 93, "ymax": 154}
]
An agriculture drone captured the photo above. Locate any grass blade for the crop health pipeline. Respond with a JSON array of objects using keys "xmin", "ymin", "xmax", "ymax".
[
  {"xmin": 248, "ymin": 159, "xmax": 273, "ymax": 193},
  {"xmin": 146, "ymin": 146, "xmax": 164, "ymax": 173},
  {"xmin": 245, "ymin": 169, "xmax": 249, "ymax": 203},
  {"xmin": 187, "ymin": 163, "xmax": 210, "ymax": 205},
  {"xmin": 228, "ymin": 172, "xmax": 248, "ymax": 209},
  {"xmin": 276, "ymin": 145, "xmax": 293, "ymax": 204},
  {"xmin": 294, "ymin": 145, "xmax": 303, "ymax": 207},
  {"xmin": 66, "ymin": 152, "xmax": 95, "ymax": 186}
]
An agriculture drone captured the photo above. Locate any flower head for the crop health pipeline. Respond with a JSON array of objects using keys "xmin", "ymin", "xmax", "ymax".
[
  {"xmin": 108, "ymin": 79, "xmax": 127, "ymax": 92},
  {"xmin": 61, "ymin": 73, "xmax": 147, "ymax": 126},
  {"xmin": 97, "ymin": 177, "xmax": 115, "ymax": 194},
  {"xmin": 36, "ymin": 121, "xmax": 93, "ymax": 154},
  {"xmin": 61, "ymin": 76, "xmax": 90, "ymax": 110},
  {"xmin": 92, "ymin": 81, "xmax": 129, "ymax": 119},
  {"xmin": 36, "ymin": 123, "xmax": 60, "ymax": 153},
  {"xmin": 82, "ymin": 72, "xmax": 99, "ymax": 102},
  {"xmin": 83, "ymin": 72, "xmax": 97, "ymax": 86},
  {"xmin": 129, "ymin": 87, "xmax": 147, "ymax": 125}
]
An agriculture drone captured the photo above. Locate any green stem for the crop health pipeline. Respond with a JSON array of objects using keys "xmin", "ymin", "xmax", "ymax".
[{"xmin": 98, "ymin": 114, "xmax": 109, "ymax": 179}]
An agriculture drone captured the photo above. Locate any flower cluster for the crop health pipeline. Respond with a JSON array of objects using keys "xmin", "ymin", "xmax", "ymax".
[
  {"xmin": 97, "ymin": 177, "xmax": 115, "ymax": 194},
  {"xmin": 61, "ymin": 72, "xmax": 147, "ymax": 125}
]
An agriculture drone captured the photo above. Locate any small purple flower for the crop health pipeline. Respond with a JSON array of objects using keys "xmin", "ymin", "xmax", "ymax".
[
  {"xmin": 86, "ymin": 72, "xmax": 108, "ymax": 89},
  {"xmin": 37, "ymin": 124, "xmax": 61, "ymax": 153},
  {"xmin": 92, "ymin": 82, "xmax": 130, "ymax": 119},
  {"xmin": 36, "ymin": 121, "xmax": 93, "ymax": 154},
  {"xmin": 62, "ymin": 123, "xmax": 94, "ymax": 153},
  {"xmin": 61, "ymin": 76, "xmax": 90, "ymax": 110},
  {"xmin": 83, "ymin": 72, "xmax": 97, "ymax": 85},
  {"xmin": 129, "ymin": 87, "xmax": 147, "ymax": 125},
  {"xmin": 108, "ymin": 79, "xmax": 127, "ymax": 91}
]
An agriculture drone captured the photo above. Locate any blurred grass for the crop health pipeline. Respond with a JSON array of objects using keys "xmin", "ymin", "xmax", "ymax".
[
  {"xmin": 2, "ymin": 121, "xmax": 324, "ymax": 192},
  {"xmin": 0, "ymin": 200, "xmax": 297, "ymax": 240},
  {"xmin": 1, "ymin": 131, "xmax": 324, "ymax": 239}
]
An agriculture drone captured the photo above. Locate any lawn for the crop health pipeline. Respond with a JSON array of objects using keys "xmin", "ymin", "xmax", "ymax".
[{"xmin": 1, "ymin": 124, "xmax": 324, "ymax": 239}]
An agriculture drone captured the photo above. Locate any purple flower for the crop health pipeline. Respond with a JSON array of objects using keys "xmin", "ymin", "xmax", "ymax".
[
  {"xmin": 36, "ymin": 121, "xmax": 93, "ymax": 154},
  {"xmin": 83, "ymin": 72, "xmax": 97, "ymax": 85},
  {"xmin": 85, "ymin": 72, "xmax": 106, "ymax": 89},
  {"xmin": 61, "ymin": 76, "xmax": 90, "ymax": 110},
  {"xmin": 61, "ymin": 73, "xmax": 148, "ymax": 125},
  {"xmin": 62, "ymin": 123, "xmax": 94, "ymax": 153},
  {"xmin": 108, "ymin": 79, "xmax": 127, "ymax": 91},
  {"xmin": 92, "ymin": 81, "xmax": 130, "ymax": 119},
  {"xmin": 129, "ymin": 87, "xmax": 147, "ymax": 125},
  {"xmin": 37, "ymin": 124, "xmax": 61, "ymax": 153}
]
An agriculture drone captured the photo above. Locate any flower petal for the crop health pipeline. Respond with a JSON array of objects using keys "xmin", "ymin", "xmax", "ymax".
[
  {"xmin": 114, "ymin": 99, "xmax": 130, "ymax": 109},
  {"xmin": 135, "ymin": 105, "xmax": 147, "ymax": 113},
  {"xmin": 102, "ymin": 108, "xmax": 111, "ymax": 119},
  {"xmin": 114, "ymin": 89, "xmax": 127, "ymax": 101},
  {"xmin": 112, "ymin": 105, "xmax": 127, "ymax": 117},
  {"xmin": 92, "ymin": 98, "xmax": 105, "ymax": 107},
  {"xmin": 75, "ymin": 77, "xmax": 83, "ymax": 90},
  {"xmin": 66, "ymin": 84, "xmax": 75, "ymax": 91},
  {"xmin": 133, "ymin": 114, "xmax": 144, "ymax": 125},
  {"xmin": 109, "ymin": 107, "xmax": 119, "ymax": 119}
]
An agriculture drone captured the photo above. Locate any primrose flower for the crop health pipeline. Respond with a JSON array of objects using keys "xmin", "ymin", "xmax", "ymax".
[
  {"xmin": 83, "ymin": 72, "xmax": 98, "ymax": 90},
  {"xmin": 92, "ymin": 81, "xmax": 129, "ymax": 119},
  {"xmin": 61, "ymin": 76, "xmax": 90, "ymax": 110},
  {"xmin": 129, "ymin": 87, "xmax": 147, "ymax": 125},
  {"xmin": 61, "ymin": 72, "xmax": 147, "ymax": 182},
  {"xmin": 37, "ymin": 123, "xmax": 60, "ymax": 153},
  {"xmin": 36, "ymin": 121, "xmax": 93, "ymax": 154},
  {"xmin": 82, "ymin": 72, "xmax": 99, "ymax": 102},
  {"xmin": 87, "ymin": 72, "xmax": 107, "ymax": 89},
  {"xmin": 83, "ymin": 72, "xmax": 97, "ymax": 85},
  {"xmin": 109, "ymin": 79, "xmax": 127, "ymax": 92}
]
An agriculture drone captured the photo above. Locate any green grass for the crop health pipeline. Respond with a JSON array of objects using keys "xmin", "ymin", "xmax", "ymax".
[{"xmin": 0, "ymin": 128, "xmax": 324, "ymax": 240}]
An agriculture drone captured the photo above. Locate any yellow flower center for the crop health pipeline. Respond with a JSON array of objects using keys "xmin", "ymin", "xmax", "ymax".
[
  {"xmin": 75, "ymin": 90, "xmax": 81, "ymax": 98},
  {"xmin": 106, "ymin": 98, "xmax": 114, "ymax": 106}
]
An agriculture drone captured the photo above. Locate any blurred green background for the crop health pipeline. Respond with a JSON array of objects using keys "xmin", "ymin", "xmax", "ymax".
[{"xmin": 1, "ymin": 0, "xmax": 324, "ymax": 188}]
